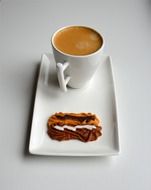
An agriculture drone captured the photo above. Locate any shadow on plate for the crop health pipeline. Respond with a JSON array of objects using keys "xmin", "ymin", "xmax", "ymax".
[{"xmin": 23, "ymin": 62, "xmax": 40, "ymax": 157}]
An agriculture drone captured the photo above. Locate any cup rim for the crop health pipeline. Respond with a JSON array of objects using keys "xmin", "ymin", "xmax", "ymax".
[{"xmin": 51, "ymin": 25, "xmax": 104, "ymax": 58}]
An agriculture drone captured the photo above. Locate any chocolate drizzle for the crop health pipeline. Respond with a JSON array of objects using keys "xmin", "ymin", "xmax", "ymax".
[
  {"xmin": 56, "ymin": 114, "xmax": 95, "ymax": 123},
  {"xmin": 47, "ymin": 112, "xmax": 102, "ymax": 142}
]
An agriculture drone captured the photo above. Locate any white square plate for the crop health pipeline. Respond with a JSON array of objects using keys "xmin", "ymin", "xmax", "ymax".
[{"xmin": 29, "ymin": 53, "xmax": 120, "ymax": 156}]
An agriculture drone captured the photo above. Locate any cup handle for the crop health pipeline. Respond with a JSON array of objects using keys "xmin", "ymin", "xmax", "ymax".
[{"xmin": 56, "ymin": 62, "xmax": 71, "ymax": 91}]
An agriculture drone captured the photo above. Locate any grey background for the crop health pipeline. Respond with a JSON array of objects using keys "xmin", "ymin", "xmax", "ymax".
[{"xmin": 0, "ymin": 0, "xmax": 151, "ymax": 189}]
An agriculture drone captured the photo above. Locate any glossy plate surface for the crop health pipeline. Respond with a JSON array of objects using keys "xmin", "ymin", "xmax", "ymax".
[{"xmin": 29, "ymin": 54, "xmax": 120, "ymax": 156}]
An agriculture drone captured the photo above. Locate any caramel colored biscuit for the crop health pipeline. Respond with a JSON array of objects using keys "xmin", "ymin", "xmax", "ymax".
[{"xmin": 47, "ymin": 112, "xmax": 102, "ymax": 142}]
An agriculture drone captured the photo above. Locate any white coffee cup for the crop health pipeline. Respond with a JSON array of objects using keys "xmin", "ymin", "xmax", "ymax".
[{"xmin": 51, "ymin": 25, "xmax": 104, "ymax": 91}]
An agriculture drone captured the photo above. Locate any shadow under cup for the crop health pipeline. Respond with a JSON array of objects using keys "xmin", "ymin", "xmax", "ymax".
[{"xmin": 51, "ymin": 26, "xmax": 104, "ymax": 91}]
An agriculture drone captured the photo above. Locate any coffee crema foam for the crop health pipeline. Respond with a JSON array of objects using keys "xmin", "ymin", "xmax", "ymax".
[{"xmin": 53, "ymin": 26, "xmax": 103, "ymax": 56}]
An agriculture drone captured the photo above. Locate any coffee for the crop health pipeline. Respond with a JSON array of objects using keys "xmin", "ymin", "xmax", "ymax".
[{"xmin": 53, "ymin": 26, "xmax": 103, "ymax": 56}]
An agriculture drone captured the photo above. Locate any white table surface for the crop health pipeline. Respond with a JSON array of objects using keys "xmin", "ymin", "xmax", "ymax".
[{"xmin": 0, "ymin": 0, "xmax": 151, "ymax": 189}]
